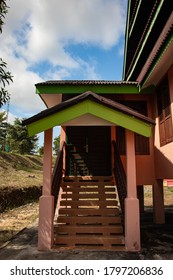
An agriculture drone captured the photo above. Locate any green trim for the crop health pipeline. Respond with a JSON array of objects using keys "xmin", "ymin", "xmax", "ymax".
[
  {"xmin": 143, "ymin": 35, "xmax": 173, "ymax": 87},
  {"xmin": 122, "ymin": 0, "xmax": 131, "ymax": 80},
  {"xmin": 27, "ymin": 102, "xmax": 87, "ymax": 136},
  {"xmin": 127, "ymin": 0, "xmax": 164, "ymax": 81},
  {"xmin": 36, "ymin": 83, "xmax": 139, "ymax": 95},
  {"xmin": 129, "ymin": 0, "xmax": 142, "ymax": 37},
  {"xmin": 27, "ymin": 99, "xmax": 152, "ymax": 138},
  {"xmin": 87, "ymin": 100, "xmax": 152, "ymax": 137}
]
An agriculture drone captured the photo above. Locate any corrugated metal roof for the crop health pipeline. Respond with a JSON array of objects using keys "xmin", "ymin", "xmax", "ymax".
[{"xmin": 36, "ymin": 80, "xmax": 138, "ymax": 86}]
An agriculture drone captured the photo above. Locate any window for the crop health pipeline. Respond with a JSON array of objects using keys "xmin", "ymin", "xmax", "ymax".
[{"xmin": 157, "ymin": 75, "xmax": 173, "ymax": 146}]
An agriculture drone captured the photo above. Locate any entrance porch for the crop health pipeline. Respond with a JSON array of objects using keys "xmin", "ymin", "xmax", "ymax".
[{"xmin": 23, "ymin": 91, "xmax": 156, "ymax": 251}]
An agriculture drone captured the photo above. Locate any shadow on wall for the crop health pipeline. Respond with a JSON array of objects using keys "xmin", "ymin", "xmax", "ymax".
[{"xmin": 154, "ymin": 146, "xmax": 173, "ymax": 180}]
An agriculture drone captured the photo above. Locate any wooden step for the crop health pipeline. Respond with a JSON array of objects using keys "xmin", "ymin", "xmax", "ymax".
[
  {"xmin": 57, "ymin": 216, "xmax": 121, "ymax": 225},
  {"xmin": 61, "ymin": 187, "xmax": 116, "ymax": 194},
  {"xmin": 54, "ymin": 176, "xmax": 124, "ymax": 250},
  {"xmin": 61, "ymin": 182, "xmax": 115, "ymax": 188},
  {"xmin": 54, "ymin": 235, "xmax": 125, "ymax": 246},
  {"xmin": 59, "ymin": 208, "xmax": 120, "ymax": 216},
  {"xmin": 61, "ymin": 193, "xmax": 117, "ymax": 199},
  {"xmin": 63, "ymin": 176, "xmax": 113, "ymax": 182},
  {"xmin": 56, "ymin": 225, "xmax": 123, "ymax": 235},
  {"xmin": 60, "ymin": 200, "xmax": 118, "ymax": 207}
]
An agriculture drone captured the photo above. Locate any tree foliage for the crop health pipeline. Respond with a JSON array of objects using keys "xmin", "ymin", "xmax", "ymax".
[
  {"xmin": 6, "ymin": 118, "xmax": 39, "ymax": 154},
  {"xmin": 53, "ymin": 135, "xmax": 60, "ymax": 155},
  {"xmin": 0, "ymin": 0, "xmax": 8, "ymax": 32},
  {"xmin": 0, "ymin": 110, "xmax": 8, "ymax": 150},
  {"xmin": 37, "ymin": 145, "xmax": 44, "ymax": 156},
  {"xmin": 0, "ymin": 0, "xmax": 13, "ymax": 107}
]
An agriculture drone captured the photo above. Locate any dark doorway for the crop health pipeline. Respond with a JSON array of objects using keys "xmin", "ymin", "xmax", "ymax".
[{"xmin": 66, "ymin": 126, "xmax": 111, "ymax": 176}]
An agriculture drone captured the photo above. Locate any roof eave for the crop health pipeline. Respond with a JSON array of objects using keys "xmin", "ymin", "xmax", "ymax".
[
  {"xmin": 35, "ymin": 80, "xmax": 139, "ymax": 95},
  {"xmin": 23, "ymin": 91, "xmax": 155, "ymax": 138}
]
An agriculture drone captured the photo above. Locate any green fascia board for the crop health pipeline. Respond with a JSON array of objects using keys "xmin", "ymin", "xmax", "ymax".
[
  {"xmin": 27, "ymin": 101, "xmax": 88, "ymax": 136},
  {"xmin": 87, "ymin": 100, "xmax": 152, "ymax": 137},
  {"xmin": 129, "ymin": 0, "xmax": 142, "ymax": 37},
  {"xmin": 27, "ymin": 99, "xmax": 152, "ymax": 138},
  {"xmin": 122, "ymin": 0, "xmax": 131, "ymax": 80},
  {"xmin": 36, "ymin": 83, "xmax": 139, "ymax": 95},
  {"xmin": 143, "ymin": 34, "xmax": 173, "ymax": 87},
  {"xmin": 127, "ymin": 0, "xmax": 164, "ymax": 81}
]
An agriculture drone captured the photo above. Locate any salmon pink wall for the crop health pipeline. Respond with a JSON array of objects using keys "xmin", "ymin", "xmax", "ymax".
[
  {"xmin": 117, "ymin": 94, "xmax": 155, "ymax": 185},
  {"xmin": 154, "ymin": 64, "xmax": 173, "ymax": 179},
  {"xmin": 120, "ymin": 155, "xmax": 155, "ymax": 185}
]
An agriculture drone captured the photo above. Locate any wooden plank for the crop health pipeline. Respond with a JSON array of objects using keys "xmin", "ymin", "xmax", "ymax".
[
  {"xmin": 55, "ymin": 175, "xmax": 124, "ymax": 250},
  {"xmin": 53, "ymin": 244, "xmax": 126, "ymax": 251},
  {"xmin": 55, "ymin": 235, "xmax": 125, "ymax": 245},
  {"xmin": 59, "ymin": 208, "xmax": 120, "ymax": 216},
  {"xmin": 57, "ymin": 216, "xmax": 121, "ymax": 224},
  {"xmin": 56, "ymin": 225, "xmax": 123, "ymax": 235},
  {"xmin": 61, "ymin": 186, "xmax": 116, "ymax": 193},
  {"xmin": 63, "ymin": 176, "xmax": 113, "ymax": 182},
  {"xmin": 61, "ymin": 193, "xmax": 117, "ymax": 199},
  {"xmin": 60, "ymin": 200, "xmax": 118, "ymax": 207},
  {"xmin": 62, "ymin": 182, "xmax": 115, "ymax": 187}
]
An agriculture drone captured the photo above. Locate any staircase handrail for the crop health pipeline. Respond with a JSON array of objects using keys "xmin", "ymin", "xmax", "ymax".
[
  {"xmin": 52, "ymin": 141, "xmax": 65, "ymax": 211},
  {"xmin": 112, "ymin": 140, "xmax": 127, "ymax": 215}
]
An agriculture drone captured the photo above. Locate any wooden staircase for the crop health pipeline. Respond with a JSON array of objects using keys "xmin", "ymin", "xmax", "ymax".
[{"xmin": 54, "ymin": 176, "xmax": 125, "ymax": 250}]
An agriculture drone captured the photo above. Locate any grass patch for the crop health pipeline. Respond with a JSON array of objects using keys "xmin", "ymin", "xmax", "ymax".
[{"xmin": 0, "ymin": 151, "xmax": 43, "ymax": 189}]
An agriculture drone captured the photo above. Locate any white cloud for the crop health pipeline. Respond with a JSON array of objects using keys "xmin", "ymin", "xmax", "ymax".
[
  {"xmin": 7, "ymin": 111, "xmax": 16, "ymax": 124},
  {"xmin": 0, "ymin": 109, "xmax": 16, "ymax": 124},
  {"xmin": 1, "ymin": 0, "xmax": 126, "ymax": 117}
]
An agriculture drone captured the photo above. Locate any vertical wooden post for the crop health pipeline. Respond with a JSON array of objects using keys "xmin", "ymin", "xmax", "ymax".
[
  {"xmin": 153, "ymin": 179, "xmax": 165, "ymax": 224},
  {"xmin": 111, "ymin": 126, "xmax": 116, "ymax": 177},
  {"xmin": 60, "ymin": 126, "xmax": 66, "ymax": 176},
  {"xmin": 125, "ymin": 130, "xmax": 141, "ymax": 251},
  {"xmin": 137, "ymin": 185, "xmax": 145, "ymax": 213},
  {"xmin": 38, "ymin": 128, "xmax": 54, "ymax": 250}
]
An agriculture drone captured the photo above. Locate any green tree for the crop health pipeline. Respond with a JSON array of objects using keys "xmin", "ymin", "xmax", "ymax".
[
  {"xmin": 7, "ymin": 118, "xmax": 38, "ymax": 154},
  {"xmin": 37, "ymin": 145, "xmax": 44, "ymax": 156},
  {"xmin": 0, "ymin": 0, "xmax": 13, "ymax": 107},
  {"xmin": 0, "ymin": 110, "xmax": 8, "ymax": 150},
  {"xmin": 53, "ymin": 135, "xmax": 60, "ymax": 155}
]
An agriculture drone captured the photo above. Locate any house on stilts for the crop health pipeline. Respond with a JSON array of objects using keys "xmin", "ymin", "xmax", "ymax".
[{"xmin": 23, "ymin": 0, "xmax": 173, "ymax": 251}]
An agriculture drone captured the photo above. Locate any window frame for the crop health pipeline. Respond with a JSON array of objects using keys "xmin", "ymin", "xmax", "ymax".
[{"xmin": 157, "ymin": 75, "xmax": 173, "ymax": 146}]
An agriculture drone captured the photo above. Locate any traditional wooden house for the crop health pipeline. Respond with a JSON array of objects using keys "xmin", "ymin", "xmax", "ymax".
[{"xmin": 23, "ymin": 0, "xmax": 173, "ymax": 251}]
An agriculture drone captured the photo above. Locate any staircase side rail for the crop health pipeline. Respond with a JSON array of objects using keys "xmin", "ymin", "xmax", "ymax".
[
  {"xmin": 52, "ymin": 141, "xmax": 65, "ymax": 211},
  {"xmin": 112, "ymin": 140, "xmax": 127, "ymax": 215}
]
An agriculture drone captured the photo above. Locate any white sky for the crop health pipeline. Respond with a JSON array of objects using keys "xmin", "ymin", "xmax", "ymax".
[{"xmin": 0, "ymin": 0, "xmax": 127, "ymax": 144}]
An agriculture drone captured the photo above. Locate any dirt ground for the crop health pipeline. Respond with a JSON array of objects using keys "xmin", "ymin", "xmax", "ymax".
[
  {"xmin": 0, "ymin": 208, "xmax": 173, "ymax": 260},
  {"xmin": 0, "ymin": 185, "xmax": 173, "ymax": 259},
  {"xmin": 0, "ymin": 202, "xmax": 39, "ymax": 247}
]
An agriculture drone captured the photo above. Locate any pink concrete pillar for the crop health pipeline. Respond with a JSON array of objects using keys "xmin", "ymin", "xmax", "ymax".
[
  {"xmin": 153, "ymin": 179, "xmax": 165, "ymax": 224},
  {"xmin": 38, "ymin": 128, "xmax": 54, "ymax": 250},
  {"xmin": 125, "ymin": 130, "xmax": 141, "ymax": 251}
]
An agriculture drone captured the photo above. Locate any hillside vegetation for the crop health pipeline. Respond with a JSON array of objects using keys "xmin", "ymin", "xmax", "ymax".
[{"xmin": 0, "ymin": 152, "xmax": 43, "ymax": 212}]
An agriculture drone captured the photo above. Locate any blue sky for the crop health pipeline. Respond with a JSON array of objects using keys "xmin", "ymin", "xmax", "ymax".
[{"xmin": 0, "ymin": 0, "xmax": 127, "ymax": 146}]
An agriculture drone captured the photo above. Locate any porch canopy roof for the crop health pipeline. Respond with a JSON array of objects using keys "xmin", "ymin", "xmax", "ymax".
[{"xmin": 23, "ymin": 91, "xmax": 155, "ymax": 137}]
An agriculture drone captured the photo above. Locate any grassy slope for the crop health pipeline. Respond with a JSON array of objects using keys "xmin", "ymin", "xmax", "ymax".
[
  {"xmin": 0, "ymin": 152, "xmax": 44, "ymax": 245},
  {"xmin": 0, "ymin": 151, "xmax": 43, "ymax": 189}
]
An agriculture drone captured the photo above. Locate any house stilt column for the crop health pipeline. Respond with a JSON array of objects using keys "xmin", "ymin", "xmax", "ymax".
[
  {"xmin": 125, "ymin": 130, "xmax": 141, "ymax": 251},
  {"xmin": 38, "ymin": 128, "xmax": 54, "ymax": 250},
  {"xmin": 153, "ymin": 179, "xmax": 165, "ymax": 224},
  {"xmin": 137, "ymin": 185, "xmax": 145, "ymax": 213}
]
